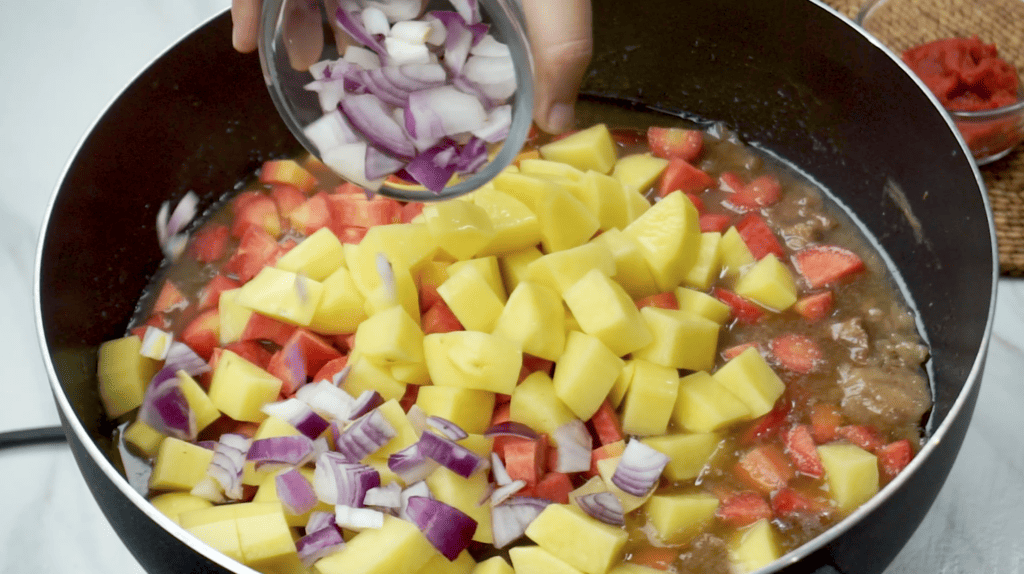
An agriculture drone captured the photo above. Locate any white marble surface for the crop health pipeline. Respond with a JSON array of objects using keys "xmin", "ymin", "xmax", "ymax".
[{"xmin": 1, "ymin": 1, "xmax": 1022, "ymax": 572}]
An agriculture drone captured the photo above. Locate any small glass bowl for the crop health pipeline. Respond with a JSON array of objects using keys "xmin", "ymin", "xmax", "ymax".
[
  {"xmin": 856, "ymin": 0, "xmax": 1024, "ymax": 164},
  {"xmin": 258, "ymin": 0, "xmax": 535, "ymax": 201}
]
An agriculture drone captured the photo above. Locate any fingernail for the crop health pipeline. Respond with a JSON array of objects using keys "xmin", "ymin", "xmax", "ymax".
[{"xmin": 547, "ymin": 103, "xmax": 574, "ymax": 134}]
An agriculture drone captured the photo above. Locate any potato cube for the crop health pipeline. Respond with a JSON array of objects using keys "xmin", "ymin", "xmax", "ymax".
[
  {"xmin": 562, "ymin": 269, "xmax": 652, "ymax": 357},
  {"xmin": 734, "ymin": 254, "xmax": 797, "ymax": 311},
  {"xmin": 608, "ymin": 360, "xmax": 638, "ymax": 408},
  {"xmin": 728, "ymin": 519, "xmax": 781, "ymax": 574},
  {"xmin": 218, "ymin": 287, "xmax": 254, "ymax": 344},
  {"xmin": 720, "ymin": 227, "xmax": 755, "ymax": 279},
  {"xmin": 817, "ymin": 443, "xmax": 879, "ymax": 512},
  {"xmin": 537, "ymin": 187, "xmax": 600, "ymax": 253},
  {"xmin": 309, "ymin": 266, "xmax": 368, "ymax": 335},
  {"xmin": 343, "ymin": 355, "xmax": 407, "ymax": 401},
  {"xmin": 673, "ymin": 371, "xmax": 751, "ymax": 432},
  {"xmin": 539, "ymin": 123, "xmax": 618, "ymax": 174},
  {"xmin": 354, "ymin": 304, "xmax": 425, "ymax": 366},
  {"xmin": 472, "ymin": 188, "xmax": 542, "ymax": 257},
  {"xmin": 632, "ymin": 307, "xmax": 719, "ymax": 371},
  {"xmin": 347, "ymin": 223, "xmax": 438, "ymax": 296},
  {"xmin": 424, "ymin": 200, "xmax": 496, "ymax": 261},
  {"xmin": 581, "ymin": 170, "xmax": 630, "ymax": 231},
  {"xmin": 176, "ymin": 371, "xmax": 221, "ymax": 433},
  {"xmin": 499, "ymin": 247, "xmax": 544, "ymax": 292},
  {"xmin": 237, "ymin": 267, "xmax": 324, "ymax": 327},
  {"xmin": 712, "ymin": 347, "xmax": 786, "ymax": 418},
  {"xmin": 448, "ymin": 257, "xmax": 507, "ymax": 303},
  {"xmin": 509, "ymin": 546, "xmax": 584, "ymax": 574},
  {"xmin": 595, "ymin": 456, "xmax": 652, "ymax": 512},
  {"xmin": 620, "ymin": 360, "xmax": 679, "ymax": 436},
  {"xmin": 149, "ymin": 492, "xmax": 213, "ymax": 525},
  {"xmin": 612, "ymin": 153, "xmax": 668, "ymax": 196},
  {"xmin": 674, "ymin": 287, "xmax": 731, "ymax": 324},
  {"xmin": 237, "ymin": 508, "xmax": 297, "ymax": 569},
  {"xmin": 426, "ymin": 465, "xmax": 494, "ymax": 544},
  {"xmin": 252, "ymin": 416, "xmax": 302, "ymax": 442},
  {"xmin": 590, "ymin": 228, "xmax": 659, "ymax": 300},
  {"xmin": 275, "ymin": 226, "xmax": 345, "ymax": 281},
  {"xmin": 471, "ymin": 556, "xmax": 514, "ymax": 574},
  {"xmin": 458, "ymin": 433, "xmax": 495, "ymax": 459},
  {"xmin": 520, "ymin": 158, "xmax": 586, "ymax": 180},
  {"xmin": 645, "ymin": 492, "xmax": 720, "ymax": 543},
  {"xmin": 123, "ymin": 420, "xmax": 165, "ymax": 458},
  {"xmin": 97, "ymin": 335, "xmax": 161, "ymax": 418},
  {"xmin": 524, "ymin": 504, "xmax": 628, "ymax": 574},
  {"xmin": 207, "ymin": 349, "xmax": 283, "ymax": 422},
  {"xmin": 642, "ymin": 433, "xmax": 721, "ymax": 481},
  {"xmin": 682, "ymin": 232, "xmax": 723, "ymax": 290},
  {"xmin": 438, "ymin": 263, "xmax": 506, "ymax": 332},
  {"xmin": 493, "ymin": 281, "xmax": 565, "ymax": 361},
  {"xmin": 623, "ymin": 191, "xmax": 701, "ymax": 291},
  {"xmin": 362, "ymin": 258, "xmax": 420, "ymax": 322},
  {"xmin": 314, "ymin": 515, "xmax": 438, "ymax": 574},
  {"xmin": 491, "ymin": 171, "xmax": 559, "ymax": 213},
  {"xmin": 524, "ymin": 242, "xmax": 617, "ymax": 294},
  {"xmin": 417, "ymin": 550, "xmax": 477, "ymax": 574},
  {"xmin": 149, "ymin": 437, "xmax": 215, "ymax": 491},
  {"xmin": 510, "ymin": 371, "xmax": 576, "ymax": 441},
  {"xmin": 185, "ymin": 519, "xmax": 244, "ymax": 563},
  {"xmin": 553, "ymin": 331, "xmax": 625, "ymax": 420},
  {"xmin": 416, "ymin": 385, "xmax": 496, "ymax": 435},
  {"xmin": 424, "ymin": 331, "xmax": 522, "ymax": 395},
  {"xmin": 621, "ymin": 185, "xmax": 652, "ymax": 223},
  {"xmin": 367, "ymin": 399, "xmax": 421, "ymax": 459}
]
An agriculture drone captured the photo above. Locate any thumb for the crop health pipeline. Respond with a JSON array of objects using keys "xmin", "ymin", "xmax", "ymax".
[{"xmin": 521, "ymin": 0, "xmax": 593, "ymax": 134}]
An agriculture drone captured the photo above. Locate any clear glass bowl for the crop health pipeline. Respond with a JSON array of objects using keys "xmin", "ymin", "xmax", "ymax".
[
  {"xmin": 856, "ymin": 0, "xmax": 1024, "ymax": 164},
  {"xmin": 258, "ymin": 0, "xmax": 535, "ymax": 200}
]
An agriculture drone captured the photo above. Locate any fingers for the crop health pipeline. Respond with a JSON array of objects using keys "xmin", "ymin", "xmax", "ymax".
[
  {"xmin": 521, "ymin": 0, "xmax": 593, "ymax": 134},
  {"xmin": 231, "ymin": 0, "xmax": 260, "ymax": 53},
  {"xmin": 282, "ymin": 0, "xmax": 325, "ymax": 70}
]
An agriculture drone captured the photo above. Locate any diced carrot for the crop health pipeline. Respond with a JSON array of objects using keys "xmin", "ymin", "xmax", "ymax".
[
  {"xmin": 330, "ymin": 225, "xmax": 369, "ymax": 245},
  {"xmin": 792, "ymin": 245, "xmax": 865, "ymax": 289},
  {"xmin": 239, "ymin": 313, "xmax": 297, "ymax": 347},
  {"xmin": 810, "ymin": 403, "xmax": 842, "ymax": 444},
  {"xmin": 400, "ymin": 201, "xmax": 424, "ymax": 223},
  {"xmin": 635, "ymin": 292, "xmax": 680, "ymax": 311},
  {"xmin": 837, "ymin": 425, "xmax": 884, "ymax": 453},
  {"xmin": 647, "ymin": 127, "xmax": 702, "ymax": 162},
  {"xmin": 877, "ymin": 439, "xmax": 914, "ymax": 481},
  {"xmin": 739, "ymin": 399, "xmax": 791, "ymax": 445},
  {"xmin": 735, "ymin": 213, "xmax": 785, "ymax": 259},
  {"xmin": 769, "ymin": 333, "xmax": 824, "ymax": 374},
  {"xmin": 550, "ymin": 129, "xmax": 580, "ymax": 142},
  {"xmin": 153, "ymin": 280, "xmax": 186, "ymax": 315},
  {"xmin": 611, "ymin": 128, "xmax": 648, "ymax": 147},
  {"xmin": 699, "ymin": 213, "xmax": 732, "ymax": 233},
  {"xmin": 793, "ymin": 291, "xmax": 834, "ymax": 322},
  {"xmin": 588, "ymin": 440, "xmax": 626, "ymax": 477},
  {"xmin": 519, "ymin": 472, "xmax": 572, "ymax": 504},
  {"xmin": 782, "ymin": 425, "xmax": 825, "ymax": 478},
  {"xmin": 503, "ymin": 435, "xmax": 549, "ymax": 486},
  {"xmin": 771, "ymin": 487, "xmax": 829, "ymax": 517},
  {"xmin": 685, "ymin": 193, "xmax": 705, "ymax": 214},
  {"xmin": 191, "ymin": 223, "xmax": 231, "ymax": 263},
  {"xmin": 287, "ymin": 192, "xmax": 332, "ymax": 236},
  {"xmin": 224, "ymin": 340, "xmax": 273, "ymax": 370},
  {"xmin": 231, "ymin": 193, "xmax": 281, "ymax": 239},
  {"xmin": 422, "ymin": 301, "xmax": 464, "ymax": 334},
  {"xmin": 715, "ymin": 491, "xmax": 773, "ymax": 527},
  {"xmin": 626, "ymin": 546, "xmax": 678, "ymax": 571},
  {"xmin": 281, "ymin": 329, "xmax": 344, "ymax": 379},
  {"xmin": 270, "ymin": 184, "xmax": 307, "ymax": 217},
  {"xmin": 712, "ymin": 287, "xmax": 764, "ymax": 324},
  {"xmin": 658, "ymin": 157, "xmax": 715, "ymax": 196},
  {"xmin": 180, "ymin": 308, "xmax": 220, "ymax": 361},
  {"xmin": 727, "ymin": 174, "xmax": 782, "ymax": 210},
  {"xmin": 399, "ymin": 383, "xmax": 420, "ymax": 413},
  {"xmin": 312, "ymin": 356, "xmax": 350, "ymax": 385},
  {"xmin": 259, "ymin": 159, "xmax": 318, "ymax": 192},
  {"xmin": 491, "ymin": 402, "xmax": 512, "ymax": 426},
  {"xmin": 267, "ymin": 348, "xmax": 306, "ymax": 396},
  {"xmin": 718, "ymin": 172, "xmax": 746, "ymax": 193},
  {"xmin": 201, "ymin": 347, "xmax": 223, "ymax": 388},
  {"xmin": 734, "ymin": 444, "xmax": 794, "ymax": 494},
  {"xmin": 588, "ymin": 400, "xmax": 625, "ymax": 446},
  {"xmin": 518, "ymin": 354, "xmax": 555, "ymax": 383},
  {"xmin": 326, "ymin": 192, "xmax": 402, "ymax": 228},
  {"xmin": 223, "ymin": 225, "xmax": 281, "ymax": 283},
  {"xmin": 334, "ymin": 182, "xmax": 366, "ymax": 195},
  {"xmin": 197, "ymin": 274, "xmax": 241, "ymax": 312},
  {"xmin": 722, "ymin": 342, "xmax": 760, "ymax": 361}
]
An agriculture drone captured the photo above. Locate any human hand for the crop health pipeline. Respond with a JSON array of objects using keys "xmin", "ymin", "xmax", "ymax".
[{"xmin": 230, "ymin": 0, "xmax": 593, "ymax": 134}]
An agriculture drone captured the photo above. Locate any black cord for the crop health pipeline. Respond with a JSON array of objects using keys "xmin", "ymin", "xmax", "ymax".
[{"xmin": 0, "ymin": 426, "xmax": 68, "ymax": 450}]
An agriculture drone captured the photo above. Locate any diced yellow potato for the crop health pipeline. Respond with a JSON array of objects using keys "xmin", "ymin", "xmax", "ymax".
[
  {"xmin": 342, "ymin": 355, "xmax": 407, "ymax": 401},
  {"xmin": 564, "ymin": 305, "xmax": 582, "ymax": 334},
  {"xmin": 510, "ymin": 371, "xmax": 576, "ymax": 442},
  {"xmin": 536, "ymin": 187, "xmax": 600, "ymax": 253},
  {"xmin": 712, "ymin": 347, "xmax": 786, "ymax": 418},
  {"xmin": 524, "ymin": 242, "xmax": 617, "ymax": 294},
  {"xmin": 252, "ymin": 415, "xmax": 302, "ymax": 441},
  {"xmin": 275, "ymin": 227, "xmax": 346, "ymax": 281},
  {"xmin": 207, "ymin": 349, "xmax": 283, "ymax": 423},
  {"xmin": 562, "ymin": 269, "xmax": 652, "ymax": 357},
  {"xmin": 817, "ymin": 443, "xmax": 879, "ymax": 512},
  {"xmin": 426, "ymin": 465, "xmax": 494, "ymax": 544},
  {"xmin": 645, "ymin": 492, "xmax": 720, "ymax": 544},
  {"xmin": 674, "ymin": 287, "xmax": 731, "ymax": 324},
  {"xmin": 552, "ymin": 331, "xmax": 625, "ymax": 420},
  {"xmin": 391, "ymin": 360, "xmax": 431, "ymax": 386},
  {"xmin": 499, "ymin": 247, "xmax": 544, "ymax": 293},
  {"xmin": 179, "ymin": 501, "xmax": 283, "ymax": 528},
  {"xmin": 595, "ymin": 456, "xmax": 652, "ymax": 512},
  {"xmin": 424, "ymin": 331, "xmax": 522, "ymax": 395},
  {"xmin": 682, "ymin": 232, "xmax": 723, "ymax": 290},
  {"xmin": 346, "ymin": 223, "xmax": 438, "ymax": 296},
  {"xmin": 613, "ymin": 153, "xmax": 668, "ymax": 195},
  {"xmin": 448, "ymin": 256, "xmax": 507, "ymax": 303},
  {"xmin": 123, "ymin": 420, "xmax": 165, "ymax": 458},
  {"xmin": 471, "ymin": 556, "xmax": 514, "ymax": 574},
  {"xmin": 424, "ymin": 200, "xmax": 496, "ymax": 261},
  {"xmin": 581, "ymin": 170, "xmax": 630, "ymax": 231},
  {"xmin": 438, "ymin": 264, "xmax": 506, "ymax": 332},
  {"xmin": 354, "ymin": 305, "xmax": 425, "ymax": 366},
  {"xmin": 237, "ymin": 507, "xmax": 297, "ymax": 570},
  {"xmin": 149, "ymin": 437, "xmax": 215, "ymax": 491},
  {"xmin": 150, "ymin": 492, "xmax": 214, "ymax": 525},
  {"xmin": 417, "ymin": 549, "xmax": 477, "ymax": 574},
  {"xmin": 492, "ymin": 281, "xmax": 565, "ymax": 361},
  {"xmin": 472, "ymin": 188, "xmax": 542, "ymax": 257},
  {"xmin": 218, "ymin": 287, "xmax": 254, "ymax": 344},
  {"xmin": 458, "ymin": 433, "xmax": 495, "ymax": 459},
  {"xmin": 622, "ymin": 186, "xmax": 652, "ymax": 223},
  {"xmin": 138, "ymin": 327, "xmax": 173, "ymax": 361},
  {"xmin": 508, "ymin": 546, "xmax": 584, "ymax": 574},
  {"xmin": 728, "ymin": 519, "xmax": 781, "ymax": 574},
  {"xmin": 237, "ymin": 267, "xmax": 324, "ymax": 327},
  {"xmin": 185, "ymin": 519, "xmax": 244, "ymax": 563},
  {"xmin": 632, "ymin": 307, "xmax": 719, "ymax": 371},
  {"xmin": 369, "ymin": 399, "xmax": 421, "ymax": 459},
  {"xmin": 623, "ymin": 191, "xmax": 701, "ymax": 291},
  {"xmin": 519, "ymin": 158, "xmax": 586, "ymax": 180},
  {"xmin": 719, "ymin": 227, "xmax": 755, "ymax": 279},
  {"xmin": 362, "ymin": 258, "xmax": 420, "ymax": 323},
  {"xmin": 589, "ymin": 228, "xmax": 659, "ymax": 300},
  {"xmin": 97, "ymin": 335, "xmax": 161, "ymax": 418},
  {"xmin": 309, "ymin": 266, "xmax": 368, "ymax": 335},
  {"xmin": 734, "ymin": 254, "xmax": 797, "ymax": 311},
  {"xmin": 620, "ymin": 360, "xmax": 679, "ymax": 436},
  {"xmin": 491, "ymin": 171, "xmax": 560, "ymax": 213},
  {"xmin": 608, "ymin": 359, "xmax": 638, "ymax": 408},
  {"xmin": 539, "ymin": 123, "xmax": 618, "ymax": 174},
  {"xmin": 568, "ymin": 476, "xmax": 608, "ymax": 508},
  {"xmin": 525, "ymin": 504, "xmax": 628, "ymax": 574},
  {"xmin": 642, "ymin": 433, "xmax": 721, "ymax": 481},
  {"xmin": 314, "ymin": 515, "xmax": 438, "ymax": 574},
  {"xmin": 673, "ymin": 371, "xmax": 752, "ymax": 432},
  {"xmin": 176, "ymin": 371, "xmax": 221, "ymax": 433},
  {"xmin": 416, "ymin": 385, "xmax": 496, "ymax": 435}
]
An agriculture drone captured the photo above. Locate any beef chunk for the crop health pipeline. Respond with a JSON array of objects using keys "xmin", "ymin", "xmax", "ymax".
[{"xmin": 836, "ymin": 365, "xmax": 931, "ymax": 428}]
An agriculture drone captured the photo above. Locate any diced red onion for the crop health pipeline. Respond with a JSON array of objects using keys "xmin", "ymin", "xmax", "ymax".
[
  {"xmin": 140, "ymin": 326, "xmax": 172, "ymax": 361},
  {"xmin": 284, "ymin": 336, "xmax": 308, "ymax": 389},
  {"xmin": 304, "ymin": 111, "xmax": 360, "ymax": 155},
  {"xmin": 208, "ymin": 433, "xmax": 251, "ymax": 500},
  {"xmin": 385, "ymin": 37, "xmax": 432, "ymax": 65},
  {"xmin": 425, "ymin": 416, "xmax": 468, "ymax": 441},
  {"xmin": 611, "ymin": 439, "xmax": 670, "ymax": 497},
  {"xmin": 190, "ymin": 476, "xmax": 226, "ymax": 503},
  {"xmin": 391, "ymin": 20, "xmax": 432, "ymax": 44},
  {"xmin": 455, "ymin": 136, "xmax": 488, "ymax": 173},
  {"xmin": 163, "ymin": 342, "xmax": 210, "ymax": 376},
  {"xmin": 248, "ymin": 435, "xmax": 316, "ymax": 471},
  {"xmin": 344, "ymin": 45, "xmax": 382, "ymax": 70},
  {"xmin": 138, "ymin": 367, "xmax": 195, "ymax": 441},
  {"xmin": 448, "ymin": 0, "xmax": 481, "ymax": 26},
  {"xmin": 406, "ymin": 87, "xmax": 487, "ymax": 141},
  {"xmin": 388, "ymin": 443, "xmax": 439, "ymax": 484},
  {"xmin": 262, "ymin": 397, "xmax": 331, "ymax": 439},
  {"xmin": 405, "ymin": 404, "xmax": 428, "ymax": 435},
  {"xmin": 403, "ymin": 139, "xmax": 460, "ymax": 192},
  {"xmin": 313, "ymin": 452, "xmax": 381, "ymax": 506},
  {"xmin": 306, "ymin": 510, "xmax": 337, "ymax": 534},
  {"xmin": 341, "ymin": 93, "xmax": 416, "ymax": 158},
  {"xmin": 422, "ymin": 15, "xmax": 448, "ymax": 46},
  {"xmin": 489, "ymin": 479, "xmax": 526, "ymax": 506},
  {"xmin": 418, "ymin": 431, "xmax": 486, "ymax": 478},
  {"xmin": 553, "ymin": 419, "xmax": 592, "ymax": 473},
  {"xmin": 359, "ymin": 68, "xmax": 408, "ymax": 107},
  {"xmin": 335, "ymin": 3, "xmax": 388, "ymax": 58},
  {"xmin": 361, "ymin": 6, "xmax": 390, "ymax": 36},
  {"xmin": 364, "ymin": 0, "xmax": 420, "ymax": 22},
  {"xmin": 462, "ymin": 55, "xmax": 516, "ymax": 101},
  {"xmin": 312, "ymin": 436, "xmax": 331, "ymax": 459},
  {"xmin": 400, "ymin": 481, "xmax": 434, "ymax": 521},
  {"xmin": 365, "ymin": 146, "xmax": 406, "ymax": 180},
  {"xmin": 309, "ymin": 60, "xmax": 332, "ymax": 80},
  {"xmin": 348, "ymin": 389, "xmax": 386, "ymax": 422},
  {"xmin": 405, "ymin": 496, "xmax": 477, "ymax": 560},
  {"xmin": 335, "ymin": 408, "xmax": 396, "ymax": 461},
  {"xmin": 335, "ymin": 505, "xmax": 386, "ymax": 530},
  {"xmin": 323, "ymin": 142, "xmax": 388, "ymax": 191},
  {"xmin": 297, "ymin": 380, "xmax": 356, "ymax": 421},
  {"xmin": 197, "ymin": 440, "xmax": 218, "ymax": 450},
  {"xmin": 331, "ymin": 364, "xmax": 352, "ymax": 387},
  {"xmin": 296, "ymin": 525, "xmax": 346, "ymax": 567},
  {"xmin": 434, "ymin": 12, "xmax": 473, "ymax": 74},
  {"xmin": 471, "ymin": 105, "xmax": 512, "ymax": 143},
  {"xmin": 490, "ymin": 497, "xmax": 552, "ymax": 549},
  {"xmin": 276, "ymin": 468, "xmax": 318, "ymax": 515},
  {"xmin": 363, "ymin": 482, "xmax": 403, "ymax": 508},
  {"xmin": 156, "ymin": 191, "xmax": 198, "ymax": 261},
  {"xmin": 490, "ymin": 453, "xmax": 513, "ymax": 486},
  {"xmin": 166, "ymin": 191, "xmax": 198, "ymax": 238},
  {"xmin": 471, "ymin": 35, "xmax": 510, "ymax": 58},
  {"xmin": 484, "ymin": 421, "xmax": 538, "ymax": 440},
  {"xmin": 576, "ymin": 492, "xmax": 625, "ymax": 526}
]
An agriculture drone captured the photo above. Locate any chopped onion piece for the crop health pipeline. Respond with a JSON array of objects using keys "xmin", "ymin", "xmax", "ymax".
[
  {"xmin": 313, "ymin": 452, "xmax": 381, "ymax": 506},
  {"xmin": 335, "ymin": 505, "xmax": 385, "ymax": 530},
  {"xmin": 190, "ymin": 476, "xmax": 226, "ymax": 504},
  {"xmin": 405, "ymin": 496, "xmax": 477, "ymax": 560},
  {"xmin": 490, "ymin": 452, "xmax": 513, "ymax": 486},
  {"xmin": 296, "ymin": 525, "xmax": 345, "ymax": 567},
  {"xmin": 343, "ymin": 45, "xmax": 382, "ymax": 70},
  {"xmin": 375, "ymin": 253, "xmax": 398, "ymax": 305},
  {"xmin": 553, "ymin": 419, "xmax": 592, "ymax": 473},
  {"xmin": 471, "ymin": 105, "xmax": 512, "ymax": 143},
  {"xmin": 418, "ymin": 430, "xmax": 486, "ymax": 478},
  {"xmin": 303, "ymin": 111, "xmax": 359, "ymax": 155},
  {"xmin": 365, "ymin": 146, "xmax": 406, "ymax": 180},
  {"xmin": 297, "ymin": 380, "xmax": 356, "ymax": 421},
  {"xmin": 422, "ymin": 15, "xmax": 448, "ymax": 46},
  {"xmin": 331, "ymin": 364, "xmax": 352, "ymax": 386},
  {"xmin": 484, "ymin": 421, "xmax": 539, "ymax": 440},
  {"xmin": 361, "ymin": 6, "xmax": 390, "ymax": 37},
  {"xmin": 388, "ymin": 443, "xmax": 438, "ymax": 484},
  {"xmin": 462, "ymin": 55, "xmax": 516, "ymax": 101},
  {"xmin": 576, "ymin": 492, "xmax": 625, "ymax": 526},
  {"xmin": 335, "ymin": 3, "xmax": 387, "ymax": 58},
  {"xmin": 470, "ymin": 35, "xmax": 510, "ymax": 58},
  {"xmin": 611, "ymin": 438, "xmax": 670, "ymax": 497},
  {"xmin": 139, "ymin": 326, "xmax": 173, "ymax": 360},
  {"xmin": 390, "ymin": 20, "xmax": 432, "ymax": 44},
  {"xmin": 348, "ymin": 389, "xmax": 386, "ymax": 421},
  {"xmin": 323, "ymin": 142, "xmax": 388, "ymax": 191},
  {"xmin": 449, "ymin": 0, "xmax": 481, "ymax": 25},
  {"xmin": 208, "ymin": 433, "xmax": 251, "ymax": 500},
  {"xmin": 335, "ymin": 408, "xmax": 396, "ymax": 461},
  {"xmin": 400, "ymin": 481, "xmax": 434, "ymax": 521},
  {"xmin": 489, "ymin": 480, "xmax": 526, "ymax": 506},
  {"xmin": 385, "ymin": 37, "xmax": 432, "ymax": 65},
  {"xmin": 426, "ymin": 416, "xmax": 468, "ymax": 441},
  {"xmin": 490, "ymin": 497, "xmax": 551, "ymax": 549},
  {"xmin": 309, "ymin": 60, "xmax": 332, "ymax": 80},
  {"xmin": 247, "ymin": 435, "xmax": 316, "ymax": 470},
  {"xmin": 341, "ymin": 93, "xmax": 416, "ymax": 158},
  {"xmin": 306, "ymin": 510, "xmax": 337, "ymax": 534},
  {"xmin": 364, "ymin": 0, "xmax": 420, "ymax": 22},
  {"xmin": 166, "ymin": 191, "xmax": 199, "ymax": 238},
  {"xmin": 138, "ymin": 368, "xmax": 195, "ymax": 441},
  {"xmin": 407, "ymin": 85, "xmax": 488, "ymax": 140},
  {"xmin": 405, "ymin": 404, "xmax": 428, "ymax": 435},
  {"xmin": 363, "ymin": 482, "xmax": 403, "ymax": 508},
  {"xmin": 163, "ymin": 342, "xmax": 209, "ymax": 376},
  {"xmin": 277, "ymin": 468, "xmax": 318, "ymax": 515}
]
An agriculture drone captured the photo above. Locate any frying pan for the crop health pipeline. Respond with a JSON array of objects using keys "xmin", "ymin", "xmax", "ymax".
[{"xmin": 35, "ymin": 1, "xmax": 996, "ymax": 572}]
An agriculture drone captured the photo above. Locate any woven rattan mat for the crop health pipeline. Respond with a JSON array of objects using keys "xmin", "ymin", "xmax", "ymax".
[{"xmin": 824, "ymin": 0, "xmax": 1024, "ymax": 275}]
